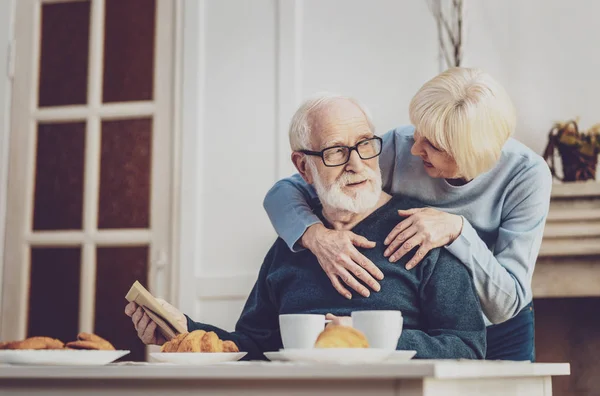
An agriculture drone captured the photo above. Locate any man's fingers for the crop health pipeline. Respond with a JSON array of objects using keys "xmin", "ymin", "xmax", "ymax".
[
  {"xmin": 325, "ymin": 313, "xmax": 341, "ymax": 327},
  {"xmin": 349, "ymin": 233, "xmax": 376, "ymax": 249},
  {"xmin": 137, "ymin": 313, "xmax": 152, "ymax": 339},
  {"xmin": 337, "ymin": 266, "xmax": 370, "ymax": 298},
  {"xmin": 325, "ymin": 313, "xmax": 352, "ymax": 327},
  {"xmin": 384, "ymin": 218, "xmax": 413, "ymax": 246},
  {"xmin": 156, "ymin": 333, "xmax": 168, "ymax": 346},
  {"xmin": 385, "ymin": 225, "xmax": 418, "ymax": 258},
  {"xmin": 132, "ymin": 307, "xmax": 144, "ymax": 327},
  {"xmin": 125, "ymin": 302, "xmax": 138, "ymax": 317},
  {"xmin": 390, "ymin": 235, "xmax": 424, "ymax": 263},
  {"xmin": 328, "ymin": 274, "xmax": 352, "ymax": 300},
  {"xmin": 142, "ymin": 320, "xmax": 158, "ymax": 344},
  {"xmin": 405, "ymin": 245, "xmax": 431, "ymax": 270}
]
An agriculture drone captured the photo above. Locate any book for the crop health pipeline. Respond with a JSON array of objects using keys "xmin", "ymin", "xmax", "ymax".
[{"xmin": 125, "ymin": 281, "xmax": 187, "ymax": 340}]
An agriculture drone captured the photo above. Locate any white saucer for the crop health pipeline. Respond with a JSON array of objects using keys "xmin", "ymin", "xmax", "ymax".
[
  {"xmin": 265, "ymin": 348, "xmax": 394, "ymax": 364},
  {"xmin": 265, "ymin": 349, "xmax": 416, "ymax": 363},
  {"xmin": 150, "ymin": 352, "xmax": 246, "ymax": 365}
]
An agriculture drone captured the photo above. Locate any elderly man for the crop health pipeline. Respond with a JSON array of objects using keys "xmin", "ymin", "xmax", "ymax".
[{"xmin": 126, "ymin": 93, "xmax": 486, "ymax": 360}]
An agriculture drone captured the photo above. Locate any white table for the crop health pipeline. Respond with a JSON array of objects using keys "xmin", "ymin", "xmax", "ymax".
[{"xmin": 0, "ymin": 360, "xmax": 570, "ymax": 396}]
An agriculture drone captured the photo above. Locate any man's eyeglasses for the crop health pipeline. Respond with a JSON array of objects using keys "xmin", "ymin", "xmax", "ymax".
[{"xmin": 299, "ymin": 136, "xmax": 383, "ymax": 167}]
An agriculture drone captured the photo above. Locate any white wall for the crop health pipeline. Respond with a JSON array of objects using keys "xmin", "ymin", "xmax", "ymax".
[
  {"xmin": 0, "ymin": 0, "xmax": 15, "ymax": 320},
  {"xmin": 463, "ymin": 0, "xmax": 600, "ymax": 156},
  {"xmin": 180, "ymin": 0, "xmax": 600, "ymax": 330},
  {"xmin": 181, "ymin": 0, "xmax": 438, "ymax": 331}
]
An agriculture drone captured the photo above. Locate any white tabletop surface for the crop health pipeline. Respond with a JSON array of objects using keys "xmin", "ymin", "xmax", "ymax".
[{"xmin": 0, "ymin": 360, "xmax": 570, "ymax": 380}]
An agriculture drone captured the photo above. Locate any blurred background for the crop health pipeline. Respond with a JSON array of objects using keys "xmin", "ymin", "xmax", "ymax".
[{"xmin": 0, "ymin": 1, "xmax": 598, "ymax": 395}]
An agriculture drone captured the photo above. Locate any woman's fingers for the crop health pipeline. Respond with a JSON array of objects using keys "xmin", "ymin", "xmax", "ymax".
[
  {"xmin": 348, "ymin": 240, "xmax": 384, "ymax": 281},
  {"xmin": 405, "ymin": 244, "xmax": 432, "ymax": 270},
  {"xmin": 390, "ymin": 234, "xmax": 424, "ymax": 263},
  {"xmin": 384, "ymin": 217, "xmax": 413, "ymax": 246},
  {"xmin": 396, "ymin": 208, "xmax": 421, "ymax": 217},
  {"xmin": 348, "ymin": 250, "xmax": 383, "ymax": 288},
  {"xmin": 310, "ymin": 228, "xmax": 382, "ymax": 299},
  {"xmin": 347, "ymin": 251, "xmax": 382, "ymax": 291},
  {"xmin": 385, "ymin": 225, "xmax": 418, "ymax": 258},
  {"xmin": 349, "ymin": 233, "xmax": 377, "ymax": 249},
  {"xmin": 337, "ymin": 265, "xmax": 371, "ymax": 298},
  {"xmin": 327, "ymin": 273, "xmax": 352, "ymax": 300}
]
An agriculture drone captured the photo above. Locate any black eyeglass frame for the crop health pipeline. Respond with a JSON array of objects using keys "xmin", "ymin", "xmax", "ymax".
[{"xmin": 299, "ymin": 136, "xmax": 383, "ymax": 167}]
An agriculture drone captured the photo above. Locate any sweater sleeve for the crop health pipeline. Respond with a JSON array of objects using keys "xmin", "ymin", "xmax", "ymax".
[
  {"xmin": 445, "ymin": 161, "xmax": 552, "ymax": 324},
  {"xmin": 186, "ymin": 244, "xmax": 282, "ymax": 360},
  {"xmin": 397, "ymin": 249, "xmax": 486, "ymax": 359},
  {"xmin": 262, "ymin": 174, "xmax": 321, "ymax": 252},
  {"xmin": 262, "ymin": 130, "xmax": 399, "ymax": 251}
]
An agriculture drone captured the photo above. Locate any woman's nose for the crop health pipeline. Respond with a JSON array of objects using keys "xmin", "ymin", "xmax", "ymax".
[{"xmin": 411, "ymin": 138, "xmax": 425, "ymax": 156}]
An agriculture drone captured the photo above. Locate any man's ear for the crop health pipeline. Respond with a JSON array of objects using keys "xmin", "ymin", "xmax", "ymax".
[{"xmin": 291, "ymin": 152, "xmax": 314, "ymax": 184}]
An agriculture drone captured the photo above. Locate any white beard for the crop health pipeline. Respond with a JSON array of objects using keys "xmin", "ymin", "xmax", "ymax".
[{"xmin": 308, "ymin": 161, "xmax": 383, "ymax": 214}]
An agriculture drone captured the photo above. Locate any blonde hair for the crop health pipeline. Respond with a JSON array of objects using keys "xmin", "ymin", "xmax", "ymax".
[
  {"xmin": 409, "ymin": 67, "xmax": 516, "ymax": 180},
  {"xmin": 289, "ymin": 92, "xmax": 375, "ymax": 151}
]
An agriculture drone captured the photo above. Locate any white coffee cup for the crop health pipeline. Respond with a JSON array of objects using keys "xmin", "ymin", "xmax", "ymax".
[
  {"xmin": 279, "ymin": 314, "xmax": 325, "ymax": 349},
  {"xmin": 351, "ymin": 310, "xmax": 403, "ymax": 350}
]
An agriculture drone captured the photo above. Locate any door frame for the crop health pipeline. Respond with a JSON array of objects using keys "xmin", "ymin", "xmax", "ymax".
[
  {"xmin": 0, "ymin": 0, "xmax": 16, "ymax": 332},
  {"xmin": 1, "ymin": 0, "xmax": 182, "ymax": 341},
  {"xmin": 174, "ymin": 0, "xmax": 202, "ymax": 317}
]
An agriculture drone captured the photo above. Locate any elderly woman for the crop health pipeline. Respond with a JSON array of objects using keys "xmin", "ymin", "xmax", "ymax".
[{"xmin": 263, "ymin": 67, "xmax": 552, "ymax": 361}]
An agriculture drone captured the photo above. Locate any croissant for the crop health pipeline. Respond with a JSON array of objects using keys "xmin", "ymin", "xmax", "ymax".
[
  {"xmin": 176, "ymin": 330, "xmax": 207, "ymax": 352},
  {"xmin": 2, "ymin": 336, "xmax": 64, "ymax": 350},
  {"xmin": 314, "ymin": 325, "xmax": 369, "ymax": 348},
  {"xmin": 66, "ymin": 332, "xmax": 115, "ymax": 350},
  {"xmin": 198, "ymin": 331, "xmax": 223, "ymax": 352},
  {"xmin": 160, "ymin": 332, "xmax": 188, "ymax": 352},
  {"xmin": 223, "ymin": 340, "xmax": 239, "ymax": 353},
  {"xmin": 160, "ymin": 331, "xmax": 238, "ymax": 353}
]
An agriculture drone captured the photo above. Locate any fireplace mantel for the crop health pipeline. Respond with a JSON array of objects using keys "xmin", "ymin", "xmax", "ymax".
[{"xmin": 533, "ymin": 181, "xmax": 600, "ymax": 298}]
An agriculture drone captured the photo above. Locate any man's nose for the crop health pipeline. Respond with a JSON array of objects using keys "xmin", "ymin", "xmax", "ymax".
[{"xmin": 344, "ymin": 149, "xmax": 365, "ymax": 172}]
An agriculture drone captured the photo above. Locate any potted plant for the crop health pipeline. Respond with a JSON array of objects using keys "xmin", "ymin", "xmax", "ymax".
[{"xmin": 543, "ymin": 119, "xmax": 600, "ymax": 182}]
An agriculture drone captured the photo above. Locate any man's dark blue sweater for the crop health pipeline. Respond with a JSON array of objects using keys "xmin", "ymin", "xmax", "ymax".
[{"xmin": 187, "ymin": 195, "xmax": 486, "ymax": 360}]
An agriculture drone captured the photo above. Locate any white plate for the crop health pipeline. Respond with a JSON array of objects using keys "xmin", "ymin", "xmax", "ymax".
[
  {"xmin": 265, "ymin": 349, "xmax": 416, "ymax": 363},
  {"xmin": 275, "ymin": 348, "xmax": 393, "ymax": 364},
  {"xmin": 150, "ymin": 352, "xmax": 247, "ymax": 365},
  {"xmin": 0, "ymin": 350, "xmax": 130, "ymax": 366}
]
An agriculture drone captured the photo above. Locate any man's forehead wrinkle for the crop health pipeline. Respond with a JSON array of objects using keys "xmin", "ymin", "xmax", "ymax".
[
  {"xmin": 316, "ymin": 119, "xmax": 371, "ymax": 146},
  {"xmin": 308, "ymin": 99, "xmax": 370, "ymax": 148}
]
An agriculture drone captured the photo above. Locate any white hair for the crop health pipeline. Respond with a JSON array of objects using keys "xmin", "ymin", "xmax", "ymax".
[
  {"xmin": 307, "ymin": 159, "xmax": 383, "ymax": 214},
  {"xmin": 288, "ymin": 92, "xmax": 375, "ymax": 151},
  {"xmin": 409, "ymin": 67, "xmax": 517, "ymax": 180}
]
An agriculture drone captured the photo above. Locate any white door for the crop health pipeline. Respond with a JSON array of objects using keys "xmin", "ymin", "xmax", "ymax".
[{"xmin": 1, "ymin": 0, "xmax": 176, "ymax": 361}]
